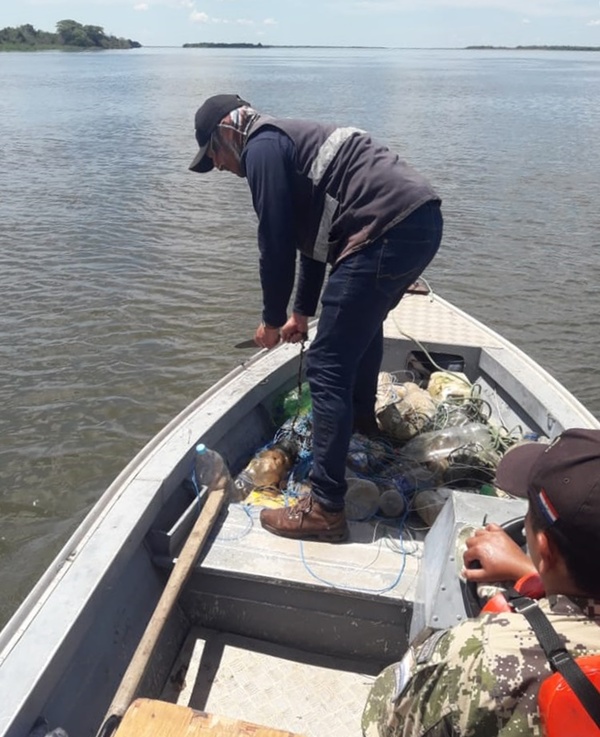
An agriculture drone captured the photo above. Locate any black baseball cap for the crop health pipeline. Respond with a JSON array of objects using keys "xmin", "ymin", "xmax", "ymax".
[
  {"xmin": 189, "ymin": 94, "xmax": 250, "ymax": 173},
  {"xmin": 495, "ymin": 428, "xmax": 600, "ymax": 536}
]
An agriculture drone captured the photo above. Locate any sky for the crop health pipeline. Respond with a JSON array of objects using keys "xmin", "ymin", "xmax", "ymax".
[{"xmin": 3, "ymin": 0, "xmax": 600, "ymax": 49}]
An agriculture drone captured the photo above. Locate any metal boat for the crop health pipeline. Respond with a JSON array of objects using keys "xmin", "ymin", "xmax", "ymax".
[{"xmin": 1, "ymin": 287, "xmax": 597, "ymax": 737}]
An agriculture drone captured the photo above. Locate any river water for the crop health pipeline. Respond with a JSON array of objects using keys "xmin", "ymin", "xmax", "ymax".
[{"xmin": 0, "ymin": 46, "xmax": 599, "ymax": 626}]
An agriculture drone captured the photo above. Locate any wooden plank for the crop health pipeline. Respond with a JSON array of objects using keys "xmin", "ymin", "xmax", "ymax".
[
  {"xmin": 115, "ymin": 698, "xmax": 306, "ymax": 737},
  {"xmin": 100, "ymin": 481, "xmax": 229, "ymax": 731}
]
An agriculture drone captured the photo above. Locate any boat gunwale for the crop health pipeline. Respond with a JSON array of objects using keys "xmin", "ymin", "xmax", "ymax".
[{"xmin": 426, "ymin": 293, "xmax": 598, "ymax": 428}]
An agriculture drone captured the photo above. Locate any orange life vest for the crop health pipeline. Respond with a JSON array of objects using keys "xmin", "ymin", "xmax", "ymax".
[
  {"xmin": 480, "ymin": 572, "xmax": 546, "ymax": 614},
  {"xmin": 481, "ymin": 579, "xmax": 600, "ymax": 736},
  {"xmin": 538, "ymin": 657, "xmax": 600, "ymax": 736}
]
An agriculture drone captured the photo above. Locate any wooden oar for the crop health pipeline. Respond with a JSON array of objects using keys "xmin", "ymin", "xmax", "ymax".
[{"xmin": 96, "ymin": 473, "xmax": 229, "ymax": 737}]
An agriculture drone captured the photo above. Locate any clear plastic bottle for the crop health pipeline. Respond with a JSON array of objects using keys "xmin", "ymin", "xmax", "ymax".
[
  {"xmin": 194, "ymin": 443, "xmax": 234, "ymax": 498},
  {"xmin": 400, "ymin": 422, "xmax": 494, "ymax": 463}
]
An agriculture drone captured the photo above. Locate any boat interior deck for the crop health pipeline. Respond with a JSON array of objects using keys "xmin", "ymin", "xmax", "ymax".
[
  {"xmin": 145, "ymin": 491, "xmax": 526, "ymax": 737},
  {"xmin": 132, "ymin": 289, "xmax": 570, "ymax": 736},
  {"xmin": 161, "ymin": 627, "xmax": 375, "ymax": 737},
  {"xmin": 146, "ymin": 506, "xmax": 425, "ymax": 737}
]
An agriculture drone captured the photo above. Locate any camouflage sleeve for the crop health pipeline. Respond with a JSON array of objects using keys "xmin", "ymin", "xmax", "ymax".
[{"xmin": 362, "ymin": 620, "xmax": 505, "ymax": 737}]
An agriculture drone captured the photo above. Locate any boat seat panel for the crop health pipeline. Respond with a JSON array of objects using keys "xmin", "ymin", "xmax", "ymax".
[{"xmin": 114, "ymin": 698, "xmax": 305, "ymax": 736}]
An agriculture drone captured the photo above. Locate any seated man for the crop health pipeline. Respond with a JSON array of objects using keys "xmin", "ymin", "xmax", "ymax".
[{"xmin": 362, "ymin": 428, "xmax": 600, "ymax": 736}]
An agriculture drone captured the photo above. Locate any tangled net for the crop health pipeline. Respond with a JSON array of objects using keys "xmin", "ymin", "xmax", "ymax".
[{"xmin": 235, "ymin": 368, "xmax": 534, "ymax": 525}]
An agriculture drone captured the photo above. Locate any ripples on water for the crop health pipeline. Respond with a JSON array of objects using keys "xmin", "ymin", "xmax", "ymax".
[{"xmin": 0, "ymin": 48, "xmax": 599, "ymax": 625}]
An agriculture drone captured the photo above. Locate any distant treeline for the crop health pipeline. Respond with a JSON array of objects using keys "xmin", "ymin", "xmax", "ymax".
[
  {"xmin": 182, "ymin": 42, "xmax": 385, "ymax": 49},
  {"xmin": 467, "ymin": 45, "xmax": 600, "ymax": 51},
  {"xmin": 183, "ymin": 42, "xmax": 268, "ymax": 49},
  {"xmin": 0, "ymin": 20, "xmax": 141, "ymax": 50}
]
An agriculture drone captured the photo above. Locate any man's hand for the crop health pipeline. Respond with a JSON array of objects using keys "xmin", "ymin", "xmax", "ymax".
[
  {"xmin": 254, "ymin": 322, "xmax": 281, "ymax": 349},
  {"xmin": 281, "ymin": 312, "xmax": 309, "ymax": 344},
  {"xmin": 462, "ymin": 523, "xmax": 537, "ymax": 584}
]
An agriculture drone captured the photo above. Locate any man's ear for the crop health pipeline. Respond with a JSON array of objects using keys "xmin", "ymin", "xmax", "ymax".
[{"xmin": 536, "ymin": 529, "xmax": 564, "ymax": 577}]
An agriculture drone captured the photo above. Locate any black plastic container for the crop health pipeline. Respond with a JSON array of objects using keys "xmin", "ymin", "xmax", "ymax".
[{"xmin": 406, "ymin": 351, "xmax": 465, "ymax": 385}]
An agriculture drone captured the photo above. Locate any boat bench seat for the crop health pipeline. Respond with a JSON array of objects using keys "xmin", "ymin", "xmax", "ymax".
[{"xmin": 115, "ymin": 698, "xmax": 306, "ymax": 736}]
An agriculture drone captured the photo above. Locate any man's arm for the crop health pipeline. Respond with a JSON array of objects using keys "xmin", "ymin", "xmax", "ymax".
[
  {"xmin": 362, "ymin": 629, "xmax": 459, "ymax": 737},
  {"xmin": 279, "ymin": 254, "xmax": 327, "ymax": 342},
  {"xmin": 363, "ymin": 618, "xmax": 510, "ymax": 737},
  {"xmin": 244, "ymin": 130, "xmax": 298, "ymax": 330},
  {"xmin": 294, "ymin": 253, "xmax": 326, "ymax": 318}
]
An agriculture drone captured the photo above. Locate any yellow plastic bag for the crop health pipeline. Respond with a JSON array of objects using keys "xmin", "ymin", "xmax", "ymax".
[{"xmin": 244, "ymin": 488, "xmax": 290, "ymax": 508}]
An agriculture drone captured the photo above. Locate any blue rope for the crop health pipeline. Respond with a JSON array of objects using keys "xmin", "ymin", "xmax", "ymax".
[
  {"xmin": 190, "ymin": 460, "xmax": 204, "ymax": 510},
  {"xmin": 298, "ymin": 528, "xmax": 409, "ymax": 594},
  {"xmin": 213, "ymin": 503, "xmax": 256, "ymax": 542}
]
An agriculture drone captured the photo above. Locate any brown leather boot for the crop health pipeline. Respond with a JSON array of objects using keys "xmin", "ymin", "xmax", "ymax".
[{"xmin": 260, "ymin": 494, "xmax": 349, "ymax": 542}]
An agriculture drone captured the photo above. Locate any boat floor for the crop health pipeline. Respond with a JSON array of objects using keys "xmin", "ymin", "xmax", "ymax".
[
  {"xmin": 161, "ymin": 626, "xmax": 376, "ymax": 737},
  {"xmin": 384, "ymin": 291, "xmax": 503, "ymax": 349}
]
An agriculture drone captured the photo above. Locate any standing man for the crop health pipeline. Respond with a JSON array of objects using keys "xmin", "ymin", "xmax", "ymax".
[{"xmin": 189, "ymin": 94, "xmax": 443, "ymax": 542}]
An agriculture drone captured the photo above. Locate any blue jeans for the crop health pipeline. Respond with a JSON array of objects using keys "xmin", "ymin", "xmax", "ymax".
[{"xmin": 306, "ymin": 200, "xmax": 443, "ymax": 510}]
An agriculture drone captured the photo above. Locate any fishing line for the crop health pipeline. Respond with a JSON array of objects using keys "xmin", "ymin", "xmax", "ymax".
[
  {"xmin": 298, "ymin": 531, "xmax": 409, "ymax": 595},
  {"xmin": 215, "ymin": 503, "xmax": 255, "ymax": 541}
]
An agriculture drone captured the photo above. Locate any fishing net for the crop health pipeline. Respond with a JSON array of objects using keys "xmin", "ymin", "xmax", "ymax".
[{"xmin": 235, "ymin": 369, "xmax": 530, "ymax": 527}]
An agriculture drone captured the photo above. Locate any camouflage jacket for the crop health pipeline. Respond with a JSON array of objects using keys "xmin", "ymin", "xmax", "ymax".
[{"xmin": 362, "ymin": 595, "xmax": 600, "ymax": 737}]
